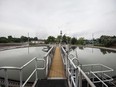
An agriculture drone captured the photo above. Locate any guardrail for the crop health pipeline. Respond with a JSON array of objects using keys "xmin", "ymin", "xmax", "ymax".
[
  {"xmin": 82, "ymin": 64, "xmax": 114, "ymax": 87},
  {"xmin": 0, "ymin": 46, "xmax": 54, "ymax": 87},
  {"xmin": 61, "ymin": 46, "xmax": 114, "ymax": 87},
  {"xmin": 44, "ymin": 46, "xmax": 55, "ymax": 76},
  {"xmin": 61, "ymin": 46, "xmax": 96, "ymax": 87}
]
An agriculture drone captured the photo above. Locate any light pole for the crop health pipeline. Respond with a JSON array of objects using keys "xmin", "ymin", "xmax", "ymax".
[
  {"xmin": 60, "ymin": 30, "xmax": 62, "ymax": 44},
  {"xmin": 28, "ymin": 33, "xmax": 29, "ymax": 46},
  {"xmin": 92, "ymin": 33, "xmax": 94, "ymax": 45}
]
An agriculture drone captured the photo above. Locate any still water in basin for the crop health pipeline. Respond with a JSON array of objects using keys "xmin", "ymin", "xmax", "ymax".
[
  {"xmin": 74, "ymin": 47, "xmax": 116, "ymax": 77},
  {"xmin": 0, "ymin": 46, "xmax": 47, "ymax": 81},
  {"xmin": 0, "ymin": 46, "xmax": 116, "ymax": 82}
]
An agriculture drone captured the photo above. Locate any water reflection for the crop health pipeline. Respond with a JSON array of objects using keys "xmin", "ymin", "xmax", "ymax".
[
  {"xmin": 28, "ymin": 46, "xmax": 29, "ymax": 54},
  {"xmin": 76, "ymin": 46, "xmax": 116, "ymax": 77},
  {"xmin": 70, "ymin": 46, "xmax": 77, "ymax": 50},
  {"xmin": 0, "ymin": 46, "xmax": 47, "ymax": 81},
  {"xmin": 100, "ymin": 49, "xmax": 116, "ymax": 55},
  {"xmin": 78, "ymin": 46, "xmax": 84, "ymax": 50}
]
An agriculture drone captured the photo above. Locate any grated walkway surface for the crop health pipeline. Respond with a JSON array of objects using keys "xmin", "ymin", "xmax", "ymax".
[{"xmin": 48, "ymin": 46, "xmax": 65, "ymax": 79}]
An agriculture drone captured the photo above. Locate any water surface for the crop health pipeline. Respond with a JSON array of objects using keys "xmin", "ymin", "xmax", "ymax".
[
  {"xmin": 0, "ymin": 46, "xmax": 47, "ymax": 81},
  {"xmin": 74, "ymin": 47, "xmax": 116, "ymax": 77}
]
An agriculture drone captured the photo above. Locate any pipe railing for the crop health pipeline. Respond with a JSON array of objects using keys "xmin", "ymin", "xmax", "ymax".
[
  {"xmin": 0, "ymin": 46, "xmax": 54, "ymax": 87},
  {"xmin": 82, "ymin": 64, "xmax": 113, "ymax": 87},
  {"xmin": 61, "ymin": 46, "xmax": 96, "ymax": 87},
  {"xmin": 61, "ymin": 46, "xmax": 114, "ymax": 87},
  {"xmin": 44, "ymin": 46, "xmax": 54, "ymax": 76}
]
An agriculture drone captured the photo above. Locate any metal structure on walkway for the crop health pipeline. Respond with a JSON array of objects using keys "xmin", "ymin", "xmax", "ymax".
[{"xmin": 0, "ymin": 45, "xmax": 115, "ymax": 87}]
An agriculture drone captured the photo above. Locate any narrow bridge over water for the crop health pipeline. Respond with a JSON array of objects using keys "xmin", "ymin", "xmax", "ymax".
[
  {"xmin": 48, "ymin": 47, "xmax": 66, "ymax": 79},
  {"xmin": 0, "ymin": 45, "xmax": 115, "ymax": 87}
]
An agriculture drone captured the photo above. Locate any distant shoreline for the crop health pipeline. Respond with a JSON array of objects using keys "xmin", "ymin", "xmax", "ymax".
[
  {"xmin": 85, "ymin": 45, "xmax": 116, "ymax": 51},
  {"xmin": 0, "ymin": 43, "xmax": 116, "ymax": 52},
  {"xmin": 70, "ymin": 44, "xmax": 116, "ymax": 51},
  {"xmin": 0, "ymin": 43, "xmax": 48, "ymax": 51}
]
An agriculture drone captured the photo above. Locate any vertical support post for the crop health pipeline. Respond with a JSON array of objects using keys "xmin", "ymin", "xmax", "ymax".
[
  {"xmin": 4, "ymin": 69, "xmax": 8, "ymax": 87},
  {"xmin": 101, "ymin": 65, "xmax": 104, "ymax": 87},
  {"xmin": 67, "ymin": 51, "xmax": 70, "ymax": 84},
  {"xmin": 66, "ymin": 52, "xmax": 68, "ymax": 77},
  {"xmin": 66, "ymin": 44, "xmax": 69, "ymax": 78},
  {"xmin": 46, "ymin": 56, "xmax": 48, "ymax": 76},
  {"xmin": 35, "ymin": 58, "xmax": 38, "ymax": 81},
  {"xmin": 91, "ymin": 65, "xmax": 94, "ymax": 82},
  {"xmin": 70, "ymin": 65, "xmax": 73, "ymax": 87},
  {"xmin": 79, "ymin": 66, "xmax": 82, "ymax": 87},
  {"xmin": 20, "ymin": 70, "xmax": 22, "ymax": 87},
  {"xmin": 75, "ymin": 68, "xmax": 78, "ymax": 87},
  {"xmin": 87, "ymin": 83, "xmax": 89, "ymax": 87}
]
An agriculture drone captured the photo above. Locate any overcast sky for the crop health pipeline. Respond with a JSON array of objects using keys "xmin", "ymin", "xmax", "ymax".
[{"xmin": 0, "ymin": 0, "xmax": 116, "ymax": 39}]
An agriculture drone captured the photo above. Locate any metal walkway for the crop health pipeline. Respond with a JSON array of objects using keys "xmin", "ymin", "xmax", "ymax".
[{"xmin": 48, "ymin": 47, "xmax": 66, "ymax": 79}]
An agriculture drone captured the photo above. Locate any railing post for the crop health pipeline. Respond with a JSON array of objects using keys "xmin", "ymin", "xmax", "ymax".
[
  {"xmin": 4, "ymin": 69, "xmax": 8, "ymax": 87},
  {"xmin": 20, "ymin": 70, "xmax": 22, "ymax": 87},
  {"xmin": 46, "ymin": 56, "xmax": 48, "ymax": 76},
  {"xmin": 65, "ymin": 52, "xmax": 67, "ymax": 77},
  {"xmin": 67, "ymin": 54, "xmax": 70, "ymax": 84},
  {"xmin": 66, "ymin": 46, "xmax": 69, "ymax": 79},
  {"xmin": 79, "ymin": 66, "xmax": 82, "ymax": 87},
  {"xmin": 79, "ymin": 71, "xmax": 82, "ymax": 87},
  {"xmin": 71, "ymin": 65, "xmax": 74, "ymax": 87},
  {"xmin": 35, "ymin": 58, "xmax": 38, "ymax": 80},
  {"xmin": 75, "ymin": 68, "xmax": 78, "ymax": 87}
]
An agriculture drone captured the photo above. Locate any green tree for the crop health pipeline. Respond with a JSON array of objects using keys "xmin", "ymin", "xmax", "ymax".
[
  {"xmin": 46, "ymin": 36, "xmax": 56, "ymax": 44},
  {"xmin": 78, "ymin": 37, "xmax": 85, "ymax": 45},
  {"xmin": 56, "ymin": 35, "xmax": 62, "ymax": 43},
  {"xmin": 33, "ymin": 37, "xmax": 38, "ymax": 41},
  {"xmin": 71, "ymin": 37, "xmax": 77, "ymax": 45},
  {"xmin": 66, "ymin": 36, "xmax": 71, "ymax": 44},
  {"xmin": 0, "ymin": 37, "xmax": 8, "ymax": 43},
  {"xmin": 20, "ymin": 36, "xmax": 28, "ymax": 42},
  {"xmin": 62, "ymin": 35, "xmax": 67, "ymax": 44},
  {"xmin": 8, "ymin": 35, "xmax": 13, "ymax": 42},
  {"xmin": 100, "ymin": 35, "xmax": 112, "ymax": 47},
  {"xmin": 13, "ymin": 38, "xmax": 21, "ymax": 43}
]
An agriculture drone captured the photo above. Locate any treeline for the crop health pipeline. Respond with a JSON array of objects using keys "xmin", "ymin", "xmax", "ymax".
[
  {"xmin": 45, "ymin": 35, "xmax": 85, "ymax": 45},
  {"xmin": 0, "ymin": 36, "xmax": 38, "ymax": 43},
  {"xmin": 97, "ymin": 35, "xmax": 116, "ymax": 47},
  {"xmin": 45, "ymin": 35, "xmax": 116, "ymax": 47},
  {"xmin": 0, "ymin": 35, "xmax": 116, "ymax": 47}
]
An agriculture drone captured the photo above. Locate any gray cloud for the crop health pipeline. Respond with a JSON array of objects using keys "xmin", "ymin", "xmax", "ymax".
[{"xmin": 0, "ymin": 0, "xmax": 116, "ymax": 39}]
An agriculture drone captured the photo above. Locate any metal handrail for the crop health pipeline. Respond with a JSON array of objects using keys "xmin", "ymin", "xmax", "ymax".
[
  {"xmin": 61, "ymin": 46, "xmax": 96, "ymax": 87},
  {"xmin": 91, "ymin": 72, "xmax": 108, "ymax": 87},
  {"xmin": 0, "ymin": 57, "xmax": 37, "ymax": 70},
  {"xmin": 82, "ymin": 63, "xmax": 114, "ymax": 87},
  {"xmin": 44, "ymin": 46, "xmax": 54, "ymax": 57},
  {"xmin": 61, "ymin": 46, "xmax": 114, "ymax": 87},
  {"xmin": 0, "ymin": 66, "xmax": 21, "ymax": 70},
  {"xmin": 22, "ymin": 69, "xmax": 36, "ymax": 87},
  {"xmin": 0, "ymin": 46, "xmax": 54, "ymax": 87},
  {"xmin": 78, "ymin": 67, "xmax": 96, "ymax": 87},
  {"xmin": 44, "ymin": 46, "xmax": 54, "ymax": 76},
  {"xmin": 21, "ymin": 57, "xmax": 36, "ymax": 69}
]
